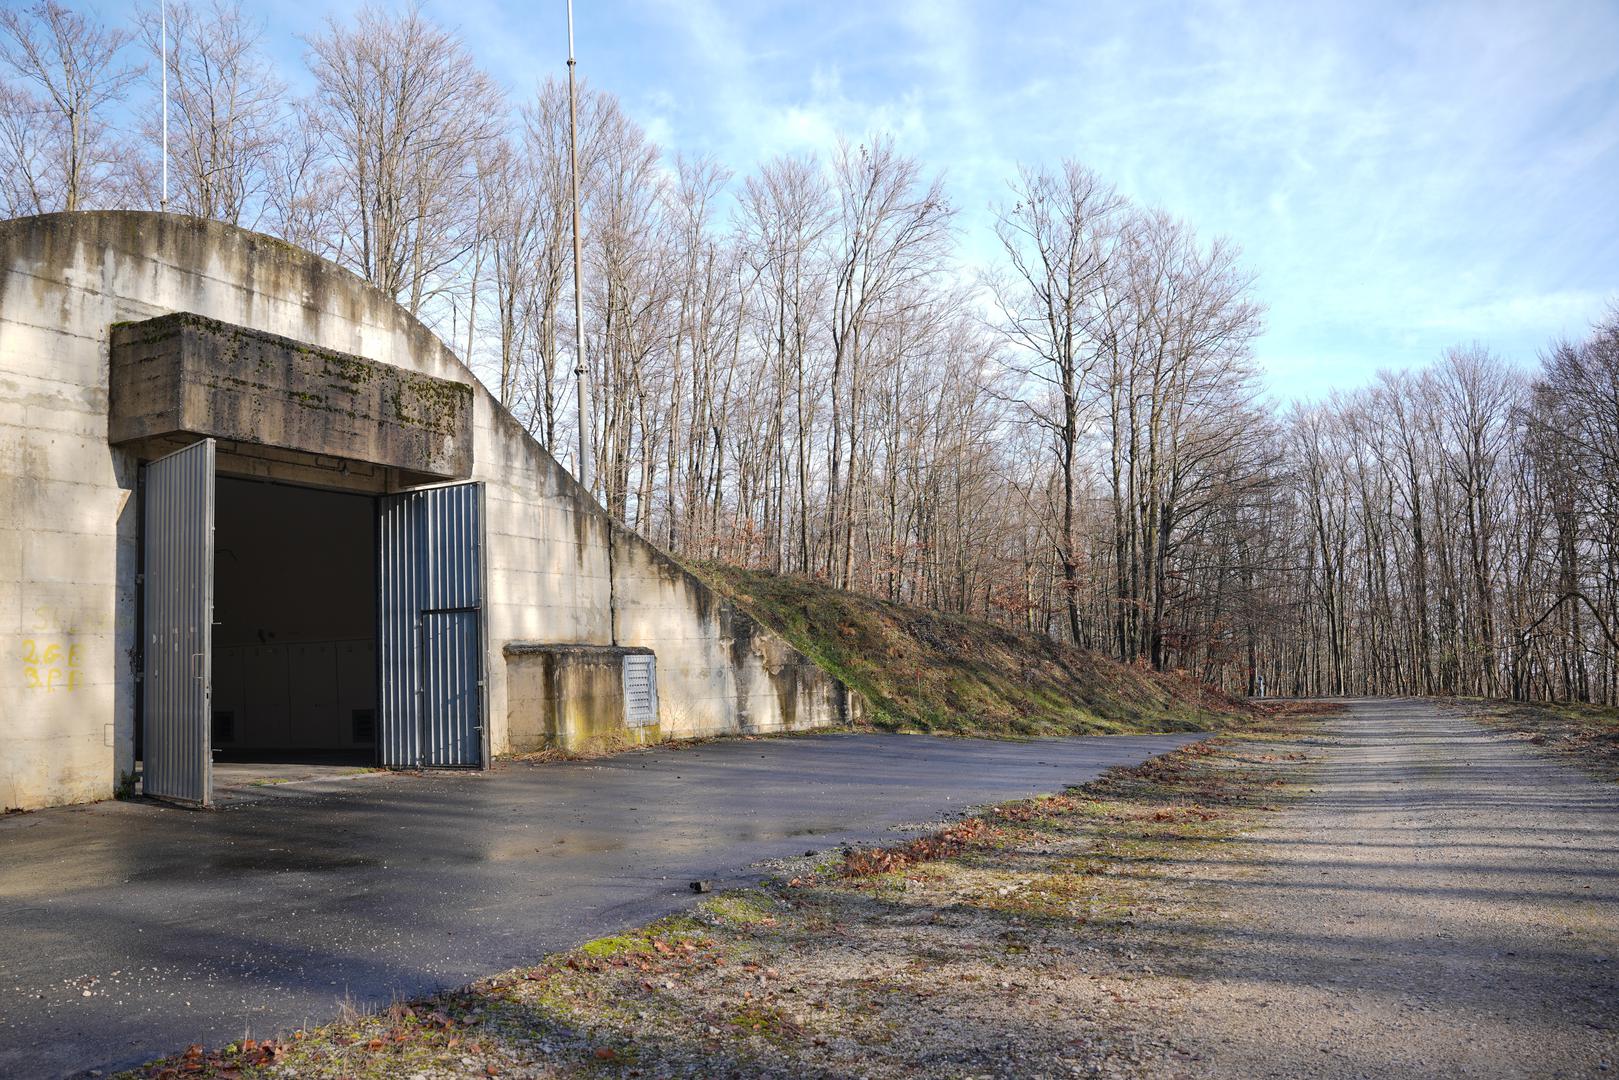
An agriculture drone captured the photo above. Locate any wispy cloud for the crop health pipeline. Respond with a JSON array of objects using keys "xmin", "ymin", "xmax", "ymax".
[
  {"xmin": 1419, "ymin": 290, "xmax": 1619, "ymax": 336},
  {"xmin": 247, "ymin": 0, "xmax": 1619, "ymax": 400}
]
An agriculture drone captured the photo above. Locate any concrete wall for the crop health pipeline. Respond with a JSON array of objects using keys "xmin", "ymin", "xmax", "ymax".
[
  {"xmin": 109, "ymin": 312, "xmax": 475, "ymax": 479},
  {"xmin": 0, "ymin": 211, "xmax": 850, "ymax": 812},
  {"xmin": 504, "ymin": 643, "xmax": 657, "ymax": 752},
  {"xmin": 611, "ymin": 529, "xmax": 854, "ymax": 738}
]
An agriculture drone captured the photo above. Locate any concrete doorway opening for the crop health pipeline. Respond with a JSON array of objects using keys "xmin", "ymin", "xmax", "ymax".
[
  {"xmin": 136, "ymin": 436, "xmax": 489, "ymax": 806},
  {"xmin": 210, "ymin": 477, "xmax": 378, "ymax": 768}
]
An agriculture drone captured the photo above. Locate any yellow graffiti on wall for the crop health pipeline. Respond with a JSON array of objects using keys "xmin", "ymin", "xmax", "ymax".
[{"xmin": 22, "ymin": 640, "xmax": 83, "ymax": 691}]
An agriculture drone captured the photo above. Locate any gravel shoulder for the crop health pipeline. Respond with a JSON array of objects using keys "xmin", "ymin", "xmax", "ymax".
[
  {"xmin": 1464, "ymin": 699, "xmax": 1619, "ymax": 782},
  {"xmin": 1152, "ymin": 698, "xmax": 1619, "ymax": 1079}
]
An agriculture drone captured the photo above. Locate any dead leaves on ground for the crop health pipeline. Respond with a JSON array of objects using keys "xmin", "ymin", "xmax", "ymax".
[
  {"xmin": 149, "ymin": 1037, "xmax": 283, "ymax": 1079},
  {"xmin": 1146, "ymin": 805, "xmax": 1219, "ymax": 823},
  {"xmin": 841, "ymin": 817, "xmax": 993, "ymax": 877},
  {"xmin": 139, "ymin": 1003, "xmax": 486, "ymax": 1079}
]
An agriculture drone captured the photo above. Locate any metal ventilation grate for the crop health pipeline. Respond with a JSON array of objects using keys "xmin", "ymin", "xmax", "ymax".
[{"xmin": 622, "ymin": 654, "xmax": 658, "ymax": 729}]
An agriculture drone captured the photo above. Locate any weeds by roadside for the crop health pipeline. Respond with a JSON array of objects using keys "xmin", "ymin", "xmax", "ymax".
[
  {"xmin": 1463, "ymin": 699, "xmax": 1619, "ymax": 781},
  {"xmin": 119, "ymin": 709, "xmax": 1325, "ymax": 1080}
]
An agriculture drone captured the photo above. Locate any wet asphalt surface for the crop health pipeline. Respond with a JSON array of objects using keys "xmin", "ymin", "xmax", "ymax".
[{"xmin": 0, "ymin": 731, "xmax": 1198, "ymax": 1079}]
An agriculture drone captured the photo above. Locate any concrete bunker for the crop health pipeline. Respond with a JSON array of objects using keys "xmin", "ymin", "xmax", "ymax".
[
  {"xmin": 0, "ymin": 211, "xmax": 859, "ymax": 813},
  {"xmin": 503, "ymin": 643, "xmax": 660, "ymax": 752}
]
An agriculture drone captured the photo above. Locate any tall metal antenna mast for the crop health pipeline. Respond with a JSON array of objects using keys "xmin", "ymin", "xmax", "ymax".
[
  {"xmin": 160, "ymin": 0, "xmax": 169, "ymax": 211},
  {"xmin": 566, "ymin": 0, "xmax": 593, "ymax": 492}
]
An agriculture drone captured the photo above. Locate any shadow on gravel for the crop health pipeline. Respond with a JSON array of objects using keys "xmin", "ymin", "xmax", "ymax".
[{"xmin": 1146, "ymin": 698, "xmax": 1619, "ymax": 1078}]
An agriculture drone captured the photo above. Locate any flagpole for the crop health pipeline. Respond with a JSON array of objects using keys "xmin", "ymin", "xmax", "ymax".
[
  {"xmin": 160, "ymin": 0, "xmax": 168, "ymax": 211},
  {"xmin": 566, "ymin": 0, "xmax": 593, "ymax": 493}
]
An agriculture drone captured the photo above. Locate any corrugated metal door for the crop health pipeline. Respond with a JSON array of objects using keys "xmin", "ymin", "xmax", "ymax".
[
  {"xmin": 142, "ymin": 439, "xmax": 215, "ymax": 806},
  {"xmin": 378, "ymin": 483, "xmax": 485, "ymax": 768}
]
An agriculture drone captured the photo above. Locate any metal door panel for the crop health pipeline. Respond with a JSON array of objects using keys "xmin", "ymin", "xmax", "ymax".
[
  {"xmin": 142, "ymin": 438, "xmax": 215, "ymax": 805},
  {"xmin": 421, "ymin": 611, "xmax": 481, "ymax": 766},
  {"xmin": 422, "ymin": 488, "xmax": 482, "ymax": 610},
  {"xmin": 378, "ymin": 483, "xmax": 485, "ymax": 768},
  {"xmin": 378, "ymin": 493, "xmax": 421, "ymax": 767}
]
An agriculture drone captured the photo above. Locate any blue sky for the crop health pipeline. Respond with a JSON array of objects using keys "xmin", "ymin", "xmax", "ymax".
[{"xmin": 238, "ymin": 0, "xmax": 1618, "ymax": 401}]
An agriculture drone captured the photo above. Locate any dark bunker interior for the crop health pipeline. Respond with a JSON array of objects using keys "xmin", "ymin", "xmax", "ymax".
[{"xmin": 209, "ymin": 477, "xmax": 377, "ymax": 764}]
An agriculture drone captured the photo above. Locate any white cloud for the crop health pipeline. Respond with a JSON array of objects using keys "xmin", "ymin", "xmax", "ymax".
[{"xmin": 1419, "ymin": 290, "xmax": 1619, "ymax": 336}]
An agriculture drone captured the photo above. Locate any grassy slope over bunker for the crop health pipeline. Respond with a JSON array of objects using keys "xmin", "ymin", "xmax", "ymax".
[{"xmin": 699, "ymin": 564, "xmax": 1250, "ymax": 736}]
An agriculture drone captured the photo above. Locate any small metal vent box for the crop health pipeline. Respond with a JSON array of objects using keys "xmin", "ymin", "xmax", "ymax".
[{"xmin": 622, "ymin": 654, "xmax": 658, "ymax": 729}]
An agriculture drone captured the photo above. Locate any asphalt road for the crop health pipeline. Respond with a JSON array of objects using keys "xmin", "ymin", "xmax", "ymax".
[{"xmin": 0, "ymin": 731, "xmax": 1197, "ymax": 1079}]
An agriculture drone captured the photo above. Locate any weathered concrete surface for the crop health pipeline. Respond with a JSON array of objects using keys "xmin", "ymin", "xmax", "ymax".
[
  {"xmin": 0, "ymin": 211, "xmax": 850, "ymax": 810},
  {"xmin": 0, "ymin": 731, "xmax": 1200, "ymax": 1079},
  {"xmin": 504, "ymin": 642, "xmax": 659, "ymax": 751},
  {"xmin": 611, "ymin": 526, "xmax": 859, "ymax": 738},
  {"xmin": 109, "ymin": 312, "xmax": 474, "ymax": 479}
]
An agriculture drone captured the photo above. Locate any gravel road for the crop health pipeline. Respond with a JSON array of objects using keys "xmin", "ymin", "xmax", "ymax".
[{"xmin": 1166, "ymin": 698, "xmax": 1619, "ymax": 1079}]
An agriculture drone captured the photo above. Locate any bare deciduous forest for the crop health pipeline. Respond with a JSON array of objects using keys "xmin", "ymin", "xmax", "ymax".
[{"xmin": 5, "ymin": 0, "xmax": 1616, "ymax": 702}]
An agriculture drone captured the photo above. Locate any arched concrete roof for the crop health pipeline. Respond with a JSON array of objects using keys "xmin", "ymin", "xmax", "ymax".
[
  {"xmin": 0, "ymin": 207, "xmax": 602, "ymax": 516},
  {"xmin": 0, "ymin": 210, "xmax": 484, "ymax": 394}
]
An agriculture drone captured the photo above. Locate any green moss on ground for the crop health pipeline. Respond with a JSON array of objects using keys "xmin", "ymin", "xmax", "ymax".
[{"xmin": 697, "ymin": 563, "xmax": 1252, "ymax": 737}]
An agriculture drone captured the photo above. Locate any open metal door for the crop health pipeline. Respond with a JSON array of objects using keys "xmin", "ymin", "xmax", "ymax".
[
  {"xmin": 378, "ymin": 483, "xmax": 486, "ymax": 768},
  {"xmin": 141, "ymin": 439, "xmax": 215, "ymax": 806}
]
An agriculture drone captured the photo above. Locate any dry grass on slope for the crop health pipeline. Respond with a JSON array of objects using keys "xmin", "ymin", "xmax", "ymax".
[
  {"xmin": 699, "ymin": 564, "xmax": 1253, "ymax": 738},
  {"xmin": 1465, "ymin": 699, "xmax": 1619, "ymax": 781}
]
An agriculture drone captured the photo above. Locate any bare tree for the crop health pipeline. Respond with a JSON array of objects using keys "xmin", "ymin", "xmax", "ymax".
[
  {"xmin": 990, "ymin": 161, "xmax": 1124, "ymax": 644},
  {"xmin": 135, "ymin": 0, "xmax": 284, "ymax": 224},
  {"xmin": 581, "ymin": 94, "xmax": 672, "ymax": 520},
  {"xmin": 736, "ymin": 153, "xmax": 833, "ymax": 571},
  {"xmin": 261, "ymin": 98, "xmax": 337, "ymax": 253},
  {"xmin": 0, "ymin": 81, "xmax": 52, "ymax": 216},
  {"xmin": 304, "ymin": 4, "xmax": 506, "ymax": 314},
  {"xmin": 825, "ymin": 136, "xmax": 953, "ymax": 586},
  {"xmin": 1434, "ymin": 345, "xmax": 1522, "ymax": 696},
  {"xmin": 0, "ymin": 0, "xmax": 138, "ymax": 214}
]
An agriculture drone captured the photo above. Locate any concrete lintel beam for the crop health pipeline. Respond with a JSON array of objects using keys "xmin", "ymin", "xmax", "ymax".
[{"xmin": 108, "ymin": 311, "xmax": 473, "ymax": 478}]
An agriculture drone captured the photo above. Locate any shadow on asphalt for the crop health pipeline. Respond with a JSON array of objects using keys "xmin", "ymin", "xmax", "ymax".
[{"xmin": 0, "ymin": 730, "xmax": 1199, "ymax": 1079}]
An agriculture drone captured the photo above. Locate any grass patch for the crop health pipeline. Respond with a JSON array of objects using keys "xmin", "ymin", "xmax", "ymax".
[
  {"xmin": 700, "ymin": 890, "xmax": 783, "ymax": 928},
  {"xmin": 119, "ymin": 705, "xmax": 1328, "ymax": 1080}
]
